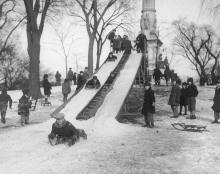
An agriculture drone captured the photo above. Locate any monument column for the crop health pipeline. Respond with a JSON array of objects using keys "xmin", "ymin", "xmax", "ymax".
[{"xmin": 141, "ymin": 0, "xmax": 160, "ymax": 81}]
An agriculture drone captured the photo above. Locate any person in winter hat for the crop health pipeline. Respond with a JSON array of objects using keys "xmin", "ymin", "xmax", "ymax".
[
  {"xmin": 168, "ymin": 79, "xmax": 181, "ymax": 118},
  {"xmin": 62, "ymin": 79, "xmax": 71, "ymax": 103},
  {"xmin": 48, "ymin": 113, "xmax": 87, "ymax": 146},
  {"xmin": 141, "ymin": 82, "xmax": 155, "ymax": 128},
  {"xmin": 212, "ymin": 80, "xmax": 220, "ymax": 123},
  {"xmin": 179, "ymin": 82, "xmax": 188, "ymax": 116},
  {"xmin": 0, "ymin": 88, "xmax": 12, "ymax": 124},
  {"xmin": 18, "ymin": 89, "xmax": 32, "ymax": 126},
  {"xmin": 186, "ymin": 78, "xmax": 198, "ymax": 119}
]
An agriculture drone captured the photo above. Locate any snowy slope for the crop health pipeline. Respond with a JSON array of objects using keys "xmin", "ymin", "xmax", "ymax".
[
  {"xmin": 0, "ymin": 53, "xmax": 143, "ymax": 174},
  {"xmin": 61, "ymin": 52, "xmax": 124, "ymax": 121}
]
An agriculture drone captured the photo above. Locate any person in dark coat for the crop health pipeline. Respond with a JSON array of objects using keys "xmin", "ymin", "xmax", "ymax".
[
  {"xmin": 48, "ymin": 113, "xmax": 87, "ymax": 146},
  {"xmin": 153, "ymin": 67, "xmax": 162, "ymax": 85},
  {"xmin": 113, "ymin": 35, "xmax": 121, "ymax": 53},
  {"xmin": 108, "ymin": 29, "xmax": 116, "ymax": 51},
  {"xmin": 73, "ymin": 72, "xmax": 77, "ymax": 85},
  {"xmin": 55, "ymin": 71, "xmax": 61, "ymax": 86},
  {"xmin": 67, "ymin": 68, "xmax": 74, "ymax": 84},
  {"xmin": 164, "ymin": 66, "xmax": 171, "ymax": 86},
  {"xmin": 121, "ymin": 35, "xmax": 132, "ymax": 54},
  {"xmin": 85, "ymin": 76, "xmax": 101, "ymax": 89},
  {"xmin": 83, "ymin": 67, "xmax": 90, "ymax": 82},
  {"xmin": 212, "ymin": 80, "xmax": 220, "ymax": 123},
  {"xmin": 106, "ymin": 52, "xmax": 117, "ymax": 62},
  {"xmin": 170, "ymin": 70, "xmax": 175, "ymax": 85},
  {"xmin": 179, "ymin": 82, "xmax": 188, "ymax": 115},
  {"xmin": 18, "ymin": 89, "xmax": 32, "ymax": 126},
  {"xmin": 141, "ymin": 82, "xmax": 155, "ymax": 128},
  {"xmin": 0, "ymin": 88, "xmax": 12, "ymax": 124},
  {"xmin": 76, "ymin": 71, "xmax": 86, "ymax": 92},
  {"xmin": 43, "ymin": 74, "xmax": 52, "ymax": 97},
  {"xmin": 62, "ymin": 79, "xmax": 71, "ymax": 103},
  {"xmin": 186, "ymin": 78, "xmax": 198, "ymax": 119},
  {"xmin": 168, "ymin": 79, "xmax": 181, "ymax": 118},
  {"xmin": 135, "ymin": 32, "xmax": 147, "ymax": 53}
]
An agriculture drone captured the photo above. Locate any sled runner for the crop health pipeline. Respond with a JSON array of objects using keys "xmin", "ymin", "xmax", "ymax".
[{"xmin": 171, "ymin": 123, "xmax": 207, "ymax": 132}]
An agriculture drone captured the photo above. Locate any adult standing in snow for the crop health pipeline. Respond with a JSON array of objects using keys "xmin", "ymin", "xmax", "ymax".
[
  {"xmin": 168, "ymin": 79, "xmax": 181, "ymax": 118},
  {"xmin": 212, "ymin": 80, "xmax": 220, "ymax": 123},
  {"xmin": 62, "ymin": 79, "xmax": 71, "ymax": 103},
  {"xmin": 67, "ymin": 68, "xmax": 74, "ymax": 84},
  {"xmin": 153, "ymin": 67, "xmax": 162, "ymax": 86},
  {"xmin": 55, "ymin": 71, "xmax": 61, "ymax": 86},
  {"xmin": 179, "ymin": 82, "xmax": 188, "ymax": 116},
  {"xmin": 186, "ymin": 78, "xmax": 198, "ymax": 119},
  {"xmin": 83, "ymin": 67, "xmax": 90, "ymax": 82},
  {"xmin": 76, "ymin": 71, "xmax": 86, "ymax": 92},
  {"xmin": 0, "ymin": 88, "xmax": 12, "ymax": 124},
  {"xmin": 164, "ymin": 66, "xmax": 171, "ymax": 86},
  {"xmin": 141, "ymin": 82, "xmax": 155, "ymax": 128},
  {"xmin": 48, "ymin": 113, "xmax": 87, "ymax": 146},
  {"xmin": 73, "ymin": 72, "xmax": 77, "ymax": 85},
  {"xmin": 18, "ymin": 89, "xmax": 32, "ymax": 126},
  {"xmin": 43, "ymin": 74, "xmax": 52, "ymax": 98}
]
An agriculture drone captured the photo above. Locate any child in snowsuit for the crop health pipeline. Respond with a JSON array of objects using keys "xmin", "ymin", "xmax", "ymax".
[
  {"xmin": 48, "ymin": 113, "xmax": 87, "ymax": 146},
  {"xmin": 141, "ymin": 82, "xmax": 155, "ymax": 128},
  {"xmin": 62, "ymin": 79, "xmax": 71, "ymax": 103},
  {"xmin": 0, "ymin": 88, "xmax": 12, "ymax": 124},
  {"xmin": 18, "ymin": 89, "xmax": 32, "ymax": 126},
  {"xmin": 212, "ymin": 80, "xmax": 220, "ymax": 123},
  {"xmin": 179, "ymin": 82, "xmax": 188, "ymax": 115},
  {"xmin": 187, "ymin": 78, "xmax": 198, "ymax": 119},
  {"xmin": 168, "ymin": 79, "xmax": 181, "ymax": 118}
]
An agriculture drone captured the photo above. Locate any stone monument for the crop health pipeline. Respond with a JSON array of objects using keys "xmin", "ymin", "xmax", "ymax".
[{"xmin": 141, "ymin": 0, "xmax": 162, "ymax": 78}]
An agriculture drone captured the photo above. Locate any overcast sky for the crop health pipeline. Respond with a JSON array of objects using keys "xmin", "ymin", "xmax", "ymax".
[{"xmin": 20, "ymin": 0, "xmax": 218, "ymax": 80}]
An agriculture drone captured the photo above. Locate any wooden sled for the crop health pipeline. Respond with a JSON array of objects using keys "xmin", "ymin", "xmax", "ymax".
[{"xmin": 171, "ymin": 123, "xmax": 207, "ymax": 132}]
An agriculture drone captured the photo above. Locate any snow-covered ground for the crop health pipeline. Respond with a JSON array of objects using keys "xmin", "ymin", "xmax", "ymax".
[{"xmin": 1, "ymin": 54, "xmax": 220, "ymax": 173}]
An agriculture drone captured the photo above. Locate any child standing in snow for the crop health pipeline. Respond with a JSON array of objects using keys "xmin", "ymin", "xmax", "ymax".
[
  {"xmin": 141, "ymin": 82, "xmax": 155, "ymax": 128},
  {"xmin": 18, "ymin": 89, "xmax": 32, "ymax": 126},
  {"xmin": 168, "ymin": 79, "xmax": 181, "ymax": 118},
  {"xmin": 186, "ymin": 78, "xmax": 198, "ymax": 119},
  {"xmin": 212, "ymin": 80, "xmax": 220, "ymax": 123},
  {"xmin": 0, "ymin": 88, "xmax": 12, "ymax": 124},
  {"xmin": 179, "ymin": 82, "xmax": 188, "ymax": 116},
  {"xmin": 62, "ymin": 79, "xmax": 71, "ymax": 103}
]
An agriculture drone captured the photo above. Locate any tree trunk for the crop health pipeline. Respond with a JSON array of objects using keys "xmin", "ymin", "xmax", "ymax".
[
  {"xmin": 96, "ymin": 42, "xmax": 102, "ymax": 70},
  {"xmin": 88, "ymin": 37, "xmax": 95, "ymax": 75},
  {"xmin": 211, "ymin": 59, "xmax": 218, "ymax": 85},
  {"xmin": 27, "ymin": 31, "xmax": 42, "ymax": 99}
]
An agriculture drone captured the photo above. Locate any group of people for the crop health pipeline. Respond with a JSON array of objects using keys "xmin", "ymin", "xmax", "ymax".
[
  {"xmin": 168, "ymin": 78, "xmax": 198, "ymax": 119},
  {"xmin": 141, "ymin": 76, "xmax": 220, "ymax": 128},
  {"xmin": 108, "ymin": 29, "xmax": 133, "ymax": 54},
  {"xmin": 153, "ymin": 66, "xmax": 180, "ymax": 86}
]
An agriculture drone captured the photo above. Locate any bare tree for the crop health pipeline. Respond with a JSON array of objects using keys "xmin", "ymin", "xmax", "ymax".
[
  {"xmin": 67, "ymin": 0, "xmax": 133, "ymax": 74},
  {"xmin": 0, "ymin": 0, "xmax": 26, "ymax": 58},
  {"xmin": 0, "ymin": 43, "xmax": 29, "ymax": 89},
  {"xmin": 22, "ymin": 0, "xmax": 64, "ymax": 99},
  {"xmin": 173, "ymin": 19, "xmax": 213, "ymax": 81}
]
